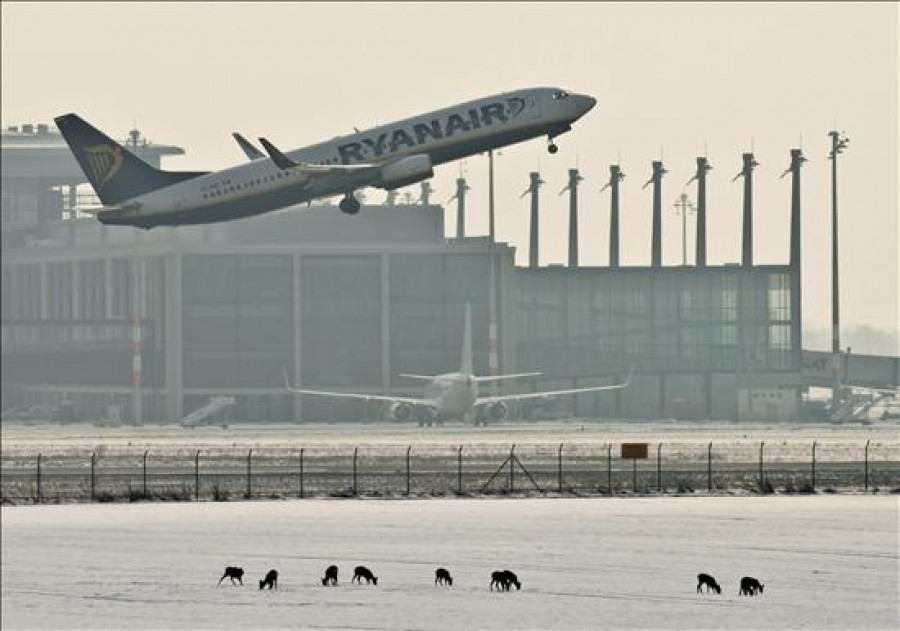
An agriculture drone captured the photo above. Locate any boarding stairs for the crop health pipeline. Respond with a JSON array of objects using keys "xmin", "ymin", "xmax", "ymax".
[{"xmin": 180, "ymin": 396, "xmax": 235, "ymax": 428}]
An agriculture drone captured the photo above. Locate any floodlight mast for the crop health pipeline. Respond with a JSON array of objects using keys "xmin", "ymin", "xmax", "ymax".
[{"xmin": 828, "ymin": 131, "xmax": 849, "ymax": 419}]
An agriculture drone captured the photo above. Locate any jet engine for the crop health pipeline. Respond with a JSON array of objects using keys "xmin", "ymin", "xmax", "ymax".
[
  {"xmin": 379, "ymin": 155, "xmax": 434, "ymax": 190},
  {"xmin": 389, "ymin": 402, "xmax": 414, "ymax": 422},
  {"xmin": 485, "ymin": 401, "xmax": 509, "ymax": 421}
]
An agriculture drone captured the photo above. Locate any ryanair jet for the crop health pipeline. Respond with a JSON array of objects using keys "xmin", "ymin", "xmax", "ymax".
[
  {"xmin": 55, "ymin": 87, "xmax": 596, "ymax": 229},
  {"xmin": 284, "ymin": 304, "xmax": 630, "ymax": 426}
]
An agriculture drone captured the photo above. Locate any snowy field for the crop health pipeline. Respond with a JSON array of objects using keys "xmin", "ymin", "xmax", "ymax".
[
  {"xmin": 3, "ymin": 418, "xmax": 897, "ymax": 450},
  {"xmin": 2, "ymin": 496, "xmax": 898, "ymax": 630}
]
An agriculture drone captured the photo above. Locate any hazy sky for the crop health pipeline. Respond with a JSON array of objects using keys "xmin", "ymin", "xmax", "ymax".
[{"xmin": 2, "ymin": 2, "xmax": 897, "ymax": 336}]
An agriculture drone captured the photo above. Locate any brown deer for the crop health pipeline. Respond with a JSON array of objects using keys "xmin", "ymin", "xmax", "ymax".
[
  {"xmin": 352, "ymin": 565, "xmax": 378, "ymax": 585},
  {"xmin": 739, "ymin": 576, "xmax": 764, "ymax": 596},
  {"xmin": 435, "ymin": 568, "xmax": 453, "ymax": 586},
  {"xmin": 322, "ymin": 565, "xmax": 339, "ymax": 586},
  {"xmin": 490, "ymin": 570, "xmax": 521, "ymax": 591},
  {"xmin": 259, "ymin": 569, "xmax": 278, "ymax": 590},
  {"xmin": 696, "ymin": 573, "xmax": 721, "ymax": 594},
  {"xmin": 217, "ymin": 566, "xmax": 244, "ymax": 586}
]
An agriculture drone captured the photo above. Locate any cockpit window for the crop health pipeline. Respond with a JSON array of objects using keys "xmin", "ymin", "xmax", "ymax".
[{"xmin": 552, "ymin": 90, "xmax": 570, "ymax": 100}]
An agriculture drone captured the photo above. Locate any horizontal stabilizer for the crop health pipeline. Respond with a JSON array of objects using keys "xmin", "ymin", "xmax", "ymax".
[
  {"xmin": 398, "ymin": 373, "xmax": 440, "ymax": 381},
  {"xmin": 233, "ymin": 133, "xmax": 266, "ymax": 160}
]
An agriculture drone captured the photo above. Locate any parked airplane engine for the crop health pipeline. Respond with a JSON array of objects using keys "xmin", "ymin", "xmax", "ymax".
[
  {"xmin": 485, "ymin": 401, "xmax": 509, "ymax": 421},
  {"xmin": 389, "ymin": 402, "xmax": 414, "ymax": 422},
  {"xmin": 379, "ymin": 155, "xmax": 434, "ymax": 190}
]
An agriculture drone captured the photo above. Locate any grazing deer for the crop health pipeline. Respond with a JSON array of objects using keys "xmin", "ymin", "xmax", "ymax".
[
  {"xmin": 696, "ymin": 573, "xmax": 721, "ymax": 594},
  {"xmin": 435, "ymin": 567, "xmax": 453, "ymax": 586},
  {"xmin": 217, "ymin": 566, "xmax": 244, "ymax": 586},
  {"xmin": 490, "ymin": 570, "xmax": 521, "ymax": 591},
  {"xmin": 352, "ymin": 565, "xmax": 378, "ymax": 585},
  {"xmin": 322, "ymin": 565, "xmax": 339, "ymax": 586},
  {"xmin": 259, "ymin": 569, "xmax": 278, "ymax": 590},
  {"xmin": 739, "ymin": 576, "xmax": 764, "ymax": 596}
]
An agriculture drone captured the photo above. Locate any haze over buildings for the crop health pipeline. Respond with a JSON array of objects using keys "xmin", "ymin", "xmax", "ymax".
[{"xmin": 2, "ymin": 2, "xmax": 896, "ymax": 342}]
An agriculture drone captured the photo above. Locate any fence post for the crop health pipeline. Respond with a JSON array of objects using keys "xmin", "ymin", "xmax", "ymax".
[
  {"xmin": 246, "ymin": 449, "xmax": 252, "ymax": 499},
  {"xmin": 194, "ymin": 450, "xmax": 200, "ymax": 501},
  {"xmin": 91, "ymin": 451, "xmax": 96, "ymax": 502},
  {"xmin": 142, "ymin": 450, "xmax": 148, "ymax": 499},
  {"xmin": 406, "ymin": 445, "xmax": 411, "ymax": 496},
  {"xmin": 607, "ymin": 442, "xmax": 612, "ymax": 494},
  {"xmin": 657, "ymin": 443, "xmax": 662, "ymax": 492},
  {"xmin": 811, "ymin": 440, "xmax": 817, "ymax": 492},
  {"xmin": 758, "ymin": 441, "xmax": 765, "ymax": 494},
  {"xmin": 864, "ymin": 439, "xmax": 870, "ymax": 493},
  {"xmin": 457, "ymin": 445, "xmax": 463, "ymax": 495},
  {"xmin": 707, "ymin": 442, "xmax": 712, "ymax": 493},
  {"xmin": 557, "ymin": 443, "xmax": 564, "ymax": 493},
  {"xmin": 299, "ymin": 448, "xmax": 305, "ymax": 499},
  {"xmin": 352, "ymin": 447, "xmax": 358, "ymax": 496},
  {"xmin": 37, "ymin": 453, "xmax": 42, "ymax": 504},
  {"xmin": 509, "ymin": 444, "xmax": 516, "ymax": 494}
]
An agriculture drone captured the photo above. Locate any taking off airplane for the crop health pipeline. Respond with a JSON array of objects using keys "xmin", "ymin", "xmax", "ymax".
[{"xmin": 54, "ymin": 87, "xmax": 596, "ymax": 229}]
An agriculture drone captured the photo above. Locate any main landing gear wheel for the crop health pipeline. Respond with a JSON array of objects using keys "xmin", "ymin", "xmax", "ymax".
[{"xmin": 339, "ymin": 195, "xmax": 361, "ymax": 215}]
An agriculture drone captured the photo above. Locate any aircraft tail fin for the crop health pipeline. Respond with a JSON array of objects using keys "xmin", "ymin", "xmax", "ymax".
[
  {"xmin": 54, "ymin": 114, "xmax": 207, "ymax": 205},
  {"xmin": 460, "ymin": 302, "xmax": 473, "ymax": 375}
]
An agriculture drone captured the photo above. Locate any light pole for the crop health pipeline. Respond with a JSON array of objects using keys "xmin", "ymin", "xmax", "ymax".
[
  {"xmin": 673, "ymin": 193, "xmax": 695, "ymax": 266},
  {"xmin": 828, "ymin": 131, "xmax": 849, "ymax": 419}
]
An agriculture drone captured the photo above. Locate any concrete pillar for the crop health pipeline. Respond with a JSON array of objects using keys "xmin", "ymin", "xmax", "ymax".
[
  {"xmin": 164, "ymin": 253, "xmax": 183, "ymax": 423},
  {"xmin": 735, "ymin": 153, "xmax": 758, "ymax": 267},
  {"xmin": 605, "ymin": 165, "xmax": 624, "ymax": 268},
  {"xmin": 693, "ymin": 157, "xmax": 711, "ymax": 267},
  {"xmin": 292, "ymin": 253, "xmax": 303, "ymax": 422},
  {"xmin": 786, "ymin": 149, "xmax": 806, "ymax": 368},
  {"xmin": 565, "ymin": 168, "xmax": 582, "ymax": 267},
  {"xmin": 645, "ymin": 161, "xmax": 666, "ymax": 267},
  {"xmin": 381, "ymin": 254, "xmax": 391, "ymax": 394},
  {"xmin": 527, "ymin": 172, "xmax": 543, "ymax": 268},
  {"xmin": 453, "ymin": 177, "xmax": 468, "ymax": 238}
]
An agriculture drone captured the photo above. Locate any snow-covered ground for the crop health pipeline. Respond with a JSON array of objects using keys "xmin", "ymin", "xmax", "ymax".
[
  {"xmin": 2, "ymin": 496, "xmax": 897, "ymax": 630},
  {"xmin": 3, "ymin": 418, "xmax": 897, "ymax": 451}
]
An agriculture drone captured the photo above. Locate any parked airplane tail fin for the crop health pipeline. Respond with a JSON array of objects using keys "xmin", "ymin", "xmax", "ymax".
[{"xmin": 54, "ymin": 114, "xmax": 208, "ymax": 205}]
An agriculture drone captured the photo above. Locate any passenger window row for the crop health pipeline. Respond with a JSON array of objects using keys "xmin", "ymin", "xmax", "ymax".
[{"xmin": 201, "ymin": 158, "xmax": 336, "ymax": 200}]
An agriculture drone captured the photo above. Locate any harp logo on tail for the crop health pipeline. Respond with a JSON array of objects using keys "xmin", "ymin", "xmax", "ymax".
[{"xmin": 82, "ymin": 144, "xmax": 123, "ymax": 188}]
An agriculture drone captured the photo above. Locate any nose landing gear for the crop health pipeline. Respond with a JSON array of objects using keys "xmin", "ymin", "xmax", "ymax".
[{"xmin": 547, "ymin": 136, "xmax": 559, "ymax": 154}]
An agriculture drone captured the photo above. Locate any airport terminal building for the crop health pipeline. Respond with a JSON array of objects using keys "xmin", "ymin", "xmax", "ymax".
[{"xmin": 1, "ymin": 124, "xmax": 803, "ymax": 424}]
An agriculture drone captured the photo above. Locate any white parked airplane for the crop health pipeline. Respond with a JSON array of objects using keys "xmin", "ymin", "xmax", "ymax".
[
  {"xmin": 55, "ymin": 87, "xmax": 596, "ymax": 229},
  {"xmin": 284, "ymin": 304, "xmax": 630, "ymax": 426}
]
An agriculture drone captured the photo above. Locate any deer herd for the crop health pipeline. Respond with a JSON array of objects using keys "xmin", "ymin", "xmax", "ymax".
[{"xmin": 218, "ymin": 565, "xmax": 765, "ymax": 598}]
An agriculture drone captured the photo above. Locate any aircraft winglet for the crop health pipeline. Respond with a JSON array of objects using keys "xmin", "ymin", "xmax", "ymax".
[
  {"xmin": 258, "ymin": 137, "xmax": 298, "ymax": 169},
  {"xmin": 233, "ymin": 133, "xmax": 265, "ymax": 160}
]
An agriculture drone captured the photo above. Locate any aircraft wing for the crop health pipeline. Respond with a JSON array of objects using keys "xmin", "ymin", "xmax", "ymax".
[
  {"xmin": 473, "ymin": 374, "xmax": 631, "ymax": 407},
  {"xmin": 286, "ymin": 388, "xmax": 428, "ymax": 407},
  {"xmin": 284, "ymin": 371, "xmax": 433, "ymax": 407},
  {"xmin": 258, "ymin": 137, "xmax": 376, "ymax": 173},
  {"xmin": 472, "ymin": 372, "xmax": 542, "ymax": 383}
]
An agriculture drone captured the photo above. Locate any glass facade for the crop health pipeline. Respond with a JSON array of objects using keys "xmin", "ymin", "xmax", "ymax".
[
  {"xmin": 511, "ymin": 267, "xmax": 798, "ymax": 380},
  {"xmin": 182, "ymin": 254, "xmax": 293, "ymax": 389},
  {"xmin": 2, "ymin": 244, "xmax": 800, "ymax": 422}
]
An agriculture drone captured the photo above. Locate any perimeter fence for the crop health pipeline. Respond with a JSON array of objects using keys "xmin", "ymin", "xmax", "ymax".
[{"xmin": 2, "ymin": 440, "xmax": 898, "ymax": 504}]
